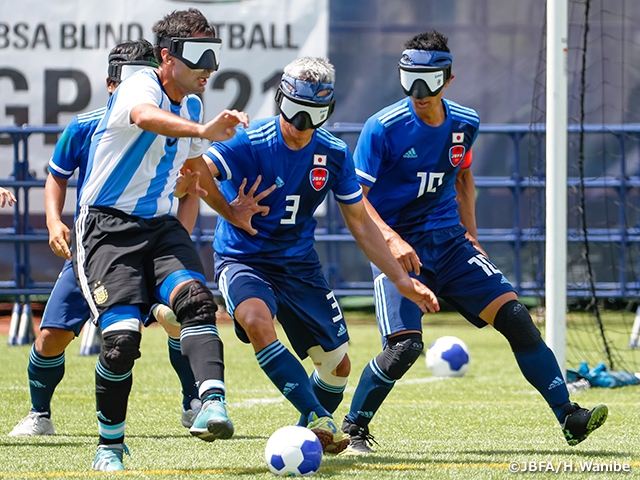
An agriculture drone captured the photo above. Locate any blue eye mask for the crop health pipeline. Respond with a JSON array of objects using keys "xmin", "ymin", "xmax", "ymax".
[{"xmin": 398, "ymin": 49, "xmax": 453, "ymax": 98}]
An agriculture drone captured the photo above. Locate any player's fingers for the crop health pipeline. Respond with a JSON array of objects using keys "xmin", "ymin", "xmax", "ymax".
[
  {"xmin": 237, "ymin": 178, "xmax": 248, "ymax": 197},
  {"xmin": 246, "ymin": 175, "xmax": 262, "ymax": 196},
  {"xmin": 410, "ymin": 256, "xmax": 422, "ymax": 276},
  {"xmin": 196, "ymin": 186, "xmax": 208, "ymax": 197},
  {"xmin": 257, "ymin": 205, "xmax": 271, "ymax": 216},
  {"xmin": 254, "ymin": 183, "xmax": 277, "ymax": 201}
]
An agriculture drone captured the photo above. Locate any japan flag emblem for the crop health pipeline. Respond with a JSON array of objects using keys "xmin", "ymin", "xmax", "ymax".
[
  {"xmin": 313, "ymin": 154, "xmax": 327, "ymax": 166},
  {"xmin": 310, "ymin": 168, "xmax": 329, "ymax": 191},
  {"xmin": 452, "ymin": 132, "xmax": 464, "ymax": 144}
]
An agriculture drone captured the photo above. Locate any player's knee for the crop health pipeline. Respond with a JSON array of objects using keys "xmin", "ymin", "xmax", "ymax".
[
  {"xmin": 35, "ymin": 328, "xmax": 75, "ymax": 356},
  {"xmin": 308, "ymin": 343, "xmax": 349, "ymax": 387},
  {"xmin": 493, "ymin": 300, "xmax": 542, "ymax": 352},
  {"xmin": 376, "ymin": 333, "xmax": 424, "ymax": 381},
  {"xmin": 100, "ymin": 330, "xmax": 141, "ymax": 375},
  {"xmin": 171, "ymin": 280, "xmax": 216, "ymax": 329}
]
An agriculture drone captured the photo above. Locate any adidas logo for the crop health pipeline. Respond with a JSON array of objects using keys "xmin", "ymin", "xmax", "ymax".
[
  {"xmin": 402, "ymin": 148, "xmax": 418, "ymax": 159},
  {"xmin": 275, "ymin": 176, "xmax": 284, "ymax": 188},
  {"xmin": 337, "ymin": 324, "xmax": 347, "ymax": 337},
  {"xmin": 357, "ymin": 410, "xmax": 374, "ymax": 419},
  {"xmin": 282, "ymin": 382, "xmax": 298, "ymax": 397},
  {"xmin": 97, "ymin": 410, "xmax": 110, "ymax": 423},
  {"xmin": 548, "ymin": 376, "xmax": 565, "ymax": 390},
  {"xmin": 29, "ymin": 380, "xmax": 46, "ymax": 389},
  {"xmin": 500, "ymin": 275, "xmax": 509, "ymax": 284}
]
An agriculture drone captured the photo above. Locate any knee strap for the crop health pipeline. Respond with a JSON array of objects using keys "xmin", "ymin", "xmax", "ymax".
[
  {"xmin": 100, "ymin": 330, "xmax": 141, "ymax": 375},
  {"xmin": 308, "ymin": 343, "xmax": 349, "ymax": 388},
  {"xmin": 493, "ymin": 300, "xmax": 542, "ymax": 352},
  {"xmin": 171, "ymin": 280, "xmax": 216, "ymax": 329},
  {"xmin": 375, "ymin": 333, "xmax": 423, "ymax": 381}
]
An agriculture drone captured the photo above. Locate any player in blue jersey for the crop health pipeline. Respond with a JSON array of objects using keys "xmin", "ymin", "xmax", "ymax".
[
  {"xmin": 7, "ymin": 39, "xmax": 208, "ymax": 439},
  {"xmin": 201, "ymin": 56, "xmax": 439, "ymax": 455},
  {"xmin": 341, "ymin": 30, "xmax": 608, "ymax": 454},
  {"xmin": 72, "ymin": 10, "xmax": 275, "ymax": 472}
]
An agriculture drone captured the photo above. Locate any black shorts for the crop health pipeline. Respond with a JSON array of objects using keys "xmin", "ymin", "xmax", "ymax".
[{"xmin": 73, "ymin": 206, "xmax": 204, "ymax": 320}]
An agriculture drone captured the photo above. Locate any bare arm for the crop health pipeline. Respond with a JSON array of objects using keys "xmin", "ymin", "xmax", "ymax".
[
  {"xmin": 455, "ymin": 167, "xmax": 486, "ymax": 256},
  {"xmin": 361, "ymin": 185, "xmax": 422, "ymax": 275},
  {"xmin": 176, "ymin": 194, "xmax": 200, "ymax": 234},
  {"xmin": 44, "ymin": 174, "xmax": 71, "ymax": 260},
  {"xmin": 339, "ymin": 199, "xmax": 439, "ymax": 313},
  {"xmin": 184, "ymin": 155, "xmax": 275, "ymax": 235},
  {"xmin": 130, "ymin": 105, "xmax": 249, "ymax": 142}
]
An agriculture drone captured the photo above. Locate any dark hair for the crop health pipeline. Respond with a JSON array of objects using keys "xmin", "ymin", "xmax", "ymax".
[
  {"xmin": 404, "ymin": 30, "xmax": 450, "ymax": 52},
  {"xmin": 152, "ymin": 9, "xmax": 216, "ymax": 64},
  {"xmin": 109, "ymin": 39, "xmax": 155, "ymax": 63}
]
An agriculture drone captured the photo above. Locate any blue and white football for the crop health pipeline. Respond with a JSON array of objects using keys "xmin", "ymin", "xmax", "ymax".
[
  {"xmin": 426, "ymin": 336, "xmax": 470, "ymax": 377},
  {"xmin": 265, "ymin": 425, "xmax": 323, "ymax": 476}
]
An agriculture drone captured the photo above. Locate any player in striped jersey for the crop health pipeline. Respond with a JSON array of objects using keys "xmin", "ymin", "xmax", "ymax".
[
  {"xmin": 342, "ymin": 30, "xmax": 608, "ymax": 453},
  {"xmin": 73, "ymin": 9, "xmax": 276, "ymax": 472},
  {"xmin": 8, "ymin": 39, "xmax": 204, "ymax": 439},
  {"xmin": 203, "ymin": 57, "xmax": 439, "ymax": 455}
]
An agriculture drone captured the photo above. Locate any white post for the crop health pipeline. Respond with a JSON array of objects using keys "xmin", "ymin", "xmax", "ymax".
[{"xmin": 546, "ymin": 0, "xmax": 568, "ymax": 373}]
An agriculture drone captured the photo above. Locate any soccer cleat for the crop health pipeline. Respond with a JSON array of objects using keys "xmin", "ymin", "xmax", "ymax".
[
  {"xmin": 307, "ymin": 413, "xmax": 349, "ymax": 454},
  {"xmin": 340, "ymin": 417, "xmax": 377, "ymax": 455},
  {"xmin": 8, "ymin": 412, "xmax": 55, "ymax": 437},
  {"xmin": 189, "ymin": 397, "xmax": 234, "ymax": 442},
  {"xmin": 181, "ymin": 398, "xmax": 203, "ymax": 428},
  {"xmin": 562, "ymin": 402, "xmax": 608, "ymax": 446},
  {"xmin": 92, "ymin": 444, "xmax": 129, "ymax": 472}
]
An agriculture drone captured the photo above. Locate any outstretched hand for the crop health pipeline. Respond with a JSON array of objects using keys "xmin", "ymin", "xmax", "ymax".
[
  {"xmin": 395, "ymin": 277, "xmax": 440, "ymax": 314},
  {"xmin": 175, "ymin": 169, "xmax": 208, "ymax": 199},
  {"xmin": 201, "ymin": 109, "xmax": 250, "ymax": 142},
  {"xmin": 229, "ymin": 175, "xmax": 276, "ymax": 235}
]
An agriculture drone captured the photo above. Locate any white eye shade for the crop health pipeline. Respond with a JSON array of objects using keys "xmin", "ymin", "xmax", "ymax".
[
  {"xmin": 120, "ymin": 64, "xmax": 151, "ymax": 81},
  {"xmin": 181, "ymin": 40, "xmax": 222, "ymax": 65},
  {"xmin": 279, "ymin": 95, "xmax": 331, "ymax": 124},
  {"xmin": 400, "ymin": 69, "xmax": 445, "ymax": 92}
]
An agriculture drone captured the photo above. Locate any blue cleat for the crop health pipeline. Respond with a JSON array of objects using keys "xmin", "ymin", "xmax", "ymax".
[
  {"xmin": 92, "ymin": 443, "xmax": 129, "ymax": 471},
  {"xmin": 189, "ymin": 397, "xmax": 234, "ymax": 442}
]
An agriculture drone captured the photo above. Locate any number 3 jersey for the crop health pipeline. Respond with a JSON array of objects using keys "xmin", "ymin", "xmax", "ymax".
[
  {"xmin": 205, "ymin": 117, "xmax": 363, "ymax": 260},
  {"xmin": 354, "ymin": 97, "xmax": 479, "ymax": 238}
]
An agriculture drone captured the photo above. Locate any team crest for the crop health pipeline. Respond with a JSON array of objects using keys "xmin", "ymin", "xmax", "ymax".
[
  {"xmin": 310, "ymin": 168, "xmax": 328, "ymax": 191},
  {"xmin": 313, "ymin": 154, "xmax": 327, "ymax": 166},
  {"xmin": 93, "ymin": 283, "xmax": 108, "ymax": 305},
  {"xmin": 449, "ymin": 145, "xmax": 466, "ymax": 167}
]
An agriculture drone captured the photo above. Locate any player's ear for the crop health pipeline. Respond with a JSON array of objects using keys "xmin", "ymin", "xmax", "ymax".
[{"xmin": 445, "ymin": 74, "xmax": 455, "ymax": 87}]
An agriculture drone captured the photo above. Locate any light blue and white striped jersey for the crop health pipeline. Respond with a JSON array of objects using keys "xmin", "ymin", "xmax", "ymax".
[
  {"xmin": 354, "ymin": 97, "xmax": 479, "ymax": 237},
  {"xmin": 78, "ymin": 69, "xmax": 206, "ymax": 218},
  {"xmin": 48, "ymin": 107, "xmax": 106, "ymax": 216}
]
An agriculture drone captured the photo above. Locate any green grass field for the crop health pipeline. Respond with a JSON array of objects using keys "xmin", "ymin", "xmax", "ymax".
[{"xmin": 1, "ymin": 312, "xmax": 639, "ymax": 479}]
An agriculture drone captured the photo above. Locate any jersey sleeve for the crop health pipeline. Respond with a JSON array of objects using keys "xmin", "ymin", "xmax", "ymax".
[
  {"xmin": 459, "ymin": 148, "xmax": 473, "ymax": 169},
  {"xmin": 48, "ymin": 118, "xmax": 82, "ymax": 179},
  {"xmin": 186, "ymin": 96, "xmax": 207, "ymax": 158},
  {"xmin": 332, "ymin": 148, "xmax": 363, "ymax": 205},
  {"xmin": 107, "ymin": 73, "xmax": 162, "ymax": 129},
  {"xmin": 204, "ymin": 129, "xmax": 251, "ymax": 181},
  {"xmin": 353, "ymin": 117, "xmax": 386, "ymax": 188}
]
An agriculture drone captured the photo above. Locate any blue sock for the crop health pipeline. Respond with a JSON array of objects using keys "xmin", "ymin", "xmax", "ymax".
[
  {"xmin": 28, "ymin": 345, "xmax": 65, "ymax": 417},
  {"xmin": 346, "ymin": 359, "xmax": 395, "ymax": 427},
  {"xmin": 167, "ymin": 337, "xmax": 199, "ymax": 409},
  {"xmin": 256, "ymin": 341, "xmax": 330, "ymax": 419},
  {"xmin": 298, "ymin": 371, "xmax": 346, "ymax": 425},
  {"xmin": 514, "ymin": 342, "xmax": 571, "ymax": 423}
]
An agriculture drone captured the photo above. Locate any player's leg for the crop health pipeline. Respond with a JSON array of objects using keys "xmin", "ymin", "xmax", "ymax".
[
  {"xmin": 216, "ymin": 258, "xmax": 335, "ymax": 429},
  {"xmin": 306, "ymin": 344, "xmax": 350, "ymax": 417},
  {"xmin": 484, "ymin": 295, "xmax": 607, "ymax": 445},
  {"xmin": 441, "ymin": 227, "xmax": 607, "ymax": 445},
  {"xmin": 342, "ymin": 266, "xmax": 426, "ymax": 454},
  {"xmin": 147, "ymin": 304, "xmax": 200, "ymax": 427},
  {"xmin": 9, "ymin": 261, "xmax": 88, "ymax": 437}
]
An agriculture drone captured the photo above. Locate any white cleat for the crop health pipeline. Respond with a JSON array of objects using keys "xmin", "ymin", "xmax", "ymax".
[
  {"xmin": 181, "ymin": 398, "xmax": 203, "ymax": 428},
  {"xmin": 8, "ymin": 412, "xmax": 55, "ymax": 437}
]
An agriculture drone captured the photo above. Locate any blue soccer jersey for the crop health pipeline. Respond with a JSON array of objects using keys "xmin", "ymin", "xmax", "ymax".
[
  {"xmin": 48, "ymin": 107, "xmax": 105, "ymax": 212},
  {"xmin": 205, "ymin": 117, "xmax": 363, "ymax": 259},
  {"xmin": 354, "ymin": 97, "xmax": 479, "ymax": 237}
]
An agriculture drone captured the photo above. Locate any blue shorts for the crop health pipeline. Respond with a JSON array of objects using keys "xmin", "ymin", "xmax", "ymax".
[
  {"xmin": 40, "ymin": 260, "xmax": 90, "ymax": 336},
  {"xmin": 373, "ymin": 224, "xmax": 516, "ymax": 337},
  {"xmin": 215, "ymin": 251, "xmax": 349, "ymax": 359}
]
